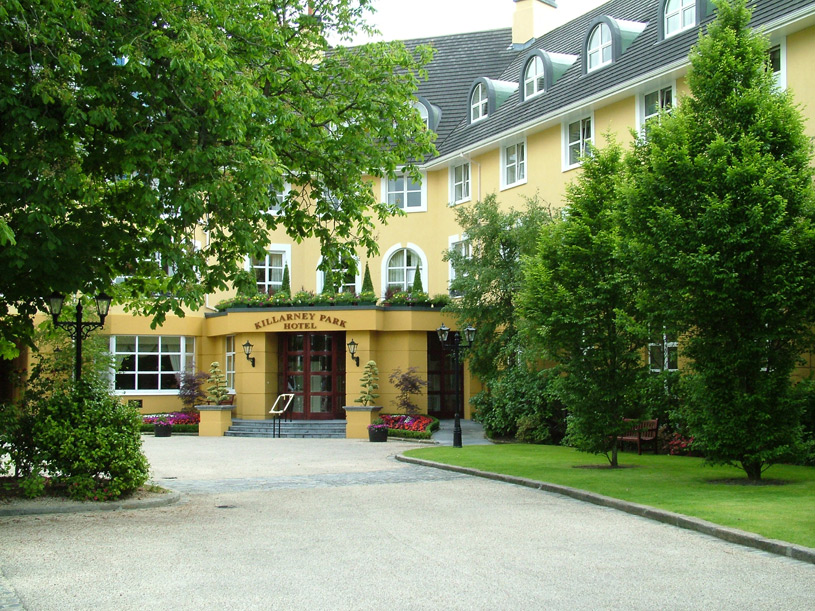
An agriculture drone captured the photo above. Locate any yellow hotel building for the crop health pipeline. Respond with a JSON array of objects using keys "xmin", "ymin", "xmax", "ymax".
[{"xmin": 27, "ymin": 0, "xmax": 815, "ymax": 434}]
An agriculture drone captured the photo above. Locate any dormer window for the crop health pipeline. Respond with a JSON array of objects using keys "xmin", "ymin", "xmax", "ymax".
[
  {"xmin": 520, "ymin": 50, "xmax": 578, "ymax": 102},
  {"xmin": 524, "ymin": 56, "xmax": 545, "ymax": 99},
  {"xmin": 414, "ymin": 101, "xmax": 429, "ymax": 128},
  {"xmin": 467, "ymin": 78, "xmax": 518, "ymax": 124},
  {"xmin": 583, "ymin": 17, "xmax": 647, "ymax": 74},
  {"xmin": 587, "ymin": 23, "xmax": 612, "ymax": 72},
  {"xmin": 414, "ymin": 95, "xmax": 442, "ymax": 131},
  {"xmin": 471, "ymin": 83, "xmax": 488, "ymax": 123},
  {"xmin": 664, "ymin": 0, "xmax": 696, "ymax": 38}
]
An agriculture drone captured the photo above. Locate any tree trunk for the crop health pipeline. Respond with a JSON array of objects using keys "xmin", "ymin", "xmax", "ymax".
[
  {"xmin": 610, "ymin": 444, "xmax": 619, "ymax": 468},
  {"xmin": 742, "ymin": 460, "xmax": 762, "ymax": 481}
]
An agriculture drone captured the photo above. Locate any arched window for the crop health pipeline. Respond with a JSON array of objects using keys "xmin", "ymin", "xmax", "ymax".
[
  {"xmin": 523, "ymin": 56, "xmax": 545, "ymax": 99},
  {"xmin": 414, "ymin": 101, "xmax": 429, "ymax": 128},
  {"xmin": 664, "ymin": 0, "xmax": 696, "ymax": 38},
  {"xmin": 587, "ymin": 23, "xmax": 612, "ymax": 72},
  {"xmin": 386, "ymin": 248, "xmax": 421, "ymax": 292},
  {"xmin": 470, "ymin": 82, "xmax": 488, "ymax": 123}
]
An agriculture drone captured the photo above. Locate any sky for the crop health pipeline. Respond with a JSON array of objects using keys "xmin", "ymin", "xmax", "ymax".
[{"xmin": 346, "ymin": 0, "xmax": 609, "ymax": 44}]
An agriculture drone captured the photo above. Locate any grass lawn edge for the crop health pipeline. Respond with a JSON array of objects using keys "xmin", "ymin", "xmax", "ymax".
[{"xmin": 396, "ymin": 453, "xmax": 815, "ymax": 566}]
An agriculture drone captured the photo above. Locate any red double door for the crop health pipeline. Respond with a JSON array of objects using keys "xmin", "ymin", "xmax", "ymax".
[{"xmin": 279, "ymin": 332, "xmax": 346, "ymax": 420}]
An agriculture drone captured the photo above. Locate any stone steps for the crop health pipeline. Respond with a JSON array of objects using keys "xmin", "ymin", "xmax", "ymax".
[{"xmin": 225, "ymin": 419, "xmax": 347, "ymax": 439}]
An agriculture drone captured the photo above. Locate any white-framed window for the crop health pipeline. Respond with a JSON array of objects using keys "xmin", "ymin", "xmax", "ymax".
[
  {"xmin": 640, "ymin": 85, "xmax": 673, "ymax": 137},
  {"xmin": 768, "ymin": 41, "xmax": 786, "ymax": 90},
  {"xmin": 111, "ymin": 335, "xmax": 195, "ymax": 393},
  {"xmin": 316, "ymin": 256, "xmax": 360, "ymax": 294},
  {"xmin": 524, "ymin": 55, "xmax": 545, "ymax": 99},
  {"xmin": 252, "ymin": 251, "xmax": 286, "ymax": 294},
  {"xmin": 225, "ymin": 335, "xmax": 236, "ymax": 390},
  {"xmin": 450, "ymin": 162, "xmax": 471, "ymax": 205},
  {"xmin": 564, "ymin": 116, "xmax": 593, "ymax": 169},
  {"xmin": 501, "ymin": 140, "xmax": 527, "ymax": 190},
  {"xmin": 448, "ymin": 235, "xmax": 471, "ymax": 298},
  {"xmin": 414, "ymin": 101, "xmax": 430, "ymax": 129},
  {"xmin": 383, "ymin": 172, "xmax": 426, "ymax": 212},
  {"xmin": 380, "ymin": 244, "xmax": 428, "ymax": 296},
  {"xmin": 267, "ymin": 184, "xmax": 289, "ymax": 215},
  {"xmin": 587, "ymin": 23, "xmax": 612, "ymax": 72},
  {"xmin": 664, "ymin": 0, "xmax": 696, "ymax": 38},
  {"xmin": 386, "ymin": 248, "xmax": 420, "ymax": 292},
  {"xmin": 649, "ymin": 331, "xmax": 678, "ymax": 373},
  {"xmin": 471, "ymin": 82, "xmax": 488, "ymax": 123}
]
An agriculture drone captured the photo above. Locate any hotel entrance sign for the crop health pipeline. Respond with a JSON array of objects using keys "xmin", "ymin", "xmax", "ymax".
[{"xmin": 254, "ymin": 312, "xmax": 348, "ymax": 330}]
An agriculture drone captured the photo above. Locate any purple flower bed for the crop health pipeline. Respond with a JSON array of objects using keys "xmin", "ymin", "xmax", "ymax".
[{"xmin": 142, "ymin": 412, "xmax": 201, "ymax": 426}]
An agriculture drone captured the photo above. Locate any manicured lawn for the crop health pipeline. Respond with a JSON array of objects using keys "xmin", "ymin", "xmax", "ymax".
[{"xmin": 404, "ymin": 444, "xmax": 815, "ymax": 549}]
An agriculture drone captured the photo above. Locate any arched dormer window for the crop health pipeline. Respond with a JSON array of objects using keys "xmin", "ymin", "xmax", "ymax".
[
  {"xmin": 659, "ymin": 0, "xmax": 710, "ymax": 40},
  {"xmin": 470, "ymin": 82, "xmax": 488, "ymax": 123},
  {"xmin": 587, "ymin": 23, "xmax": 612, "ymax": 72},
  {"xmin": 468, "ymin": 78, "xmax": 519, "ymax": 124},
  {"xmin": 524, "ymin": 56, "xmax": 545, "ymax": 99},
  {"xmin": 414, "ymin": 95, "xmax": 442, "ymax": 132},
  {"xmin": 583, "ymin": 16, "xmax": 647, "ymax": 74},
  {"xmin": 521, "ymin": 50, "xmax": 578, "ymax": 101}
]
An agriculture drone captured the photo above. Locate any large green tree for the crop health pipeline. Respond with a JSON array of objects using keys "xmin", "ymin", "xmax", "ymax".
[
  {"xmin": 443, "ymin": 193, "xmax": 554, "ymax": 438},
  {"xmin": 622, "ymin": 0, "xmax": 815, "ymax": 479},
  {"xmin": 0, "ymin": 0, "xmax": 435, "ymax": 358},
  {"xmin": 519, "ymin": 140, "xmax": 648, "ymax": 466},
  {"xmin": 444, "ymin": 193, "xmax": 552, "ymax": 379}
]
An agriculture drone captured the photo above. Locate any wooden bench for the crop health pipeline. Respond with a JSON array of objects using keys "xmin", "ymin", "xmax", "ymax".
[{"xmin": 617, "ymin": 418, "xmax": 659, "ymax": 455}]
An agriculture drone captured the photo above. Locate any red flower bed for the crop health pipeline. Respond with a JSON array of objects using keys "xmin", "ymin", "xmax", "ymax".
[
  {"xmin": 380, "ymin": 414, "xmax": 433, "ymax": 432},
  {"xmin": 142, "ymin": 412, "xmax": 201, "ymax": 426}
]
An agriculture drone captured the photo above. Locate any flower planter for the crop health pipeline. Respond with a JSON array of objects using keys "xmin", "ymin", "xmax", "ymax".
[
  {"xmin": 154, "ymin": 423, "xmax": 173, "ymax": 437},
  {"xmin": 368, "ymin": 427, "xmax": 388, "ymax": 442}
]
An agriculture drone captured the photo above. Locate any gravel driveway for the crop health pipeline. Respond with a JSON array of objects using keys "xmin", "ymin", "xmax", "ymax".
[{"xmin": 1, "ymin": 436, "xmax": 814, "ymax": 610}]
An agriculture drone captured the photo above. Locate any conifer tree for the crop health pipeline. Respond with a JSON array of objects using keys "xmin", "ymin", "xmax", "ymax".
[
  {"xmin": 622, "ymin": 0, "xmax": 815, "ymax": 479},
  {"xmin": 281, "ymin": 264, "xmax": 291, "ymax": 295},
  {"xmin": 361, "ymin": 263, "xmax": 374, "ymax": 294}
]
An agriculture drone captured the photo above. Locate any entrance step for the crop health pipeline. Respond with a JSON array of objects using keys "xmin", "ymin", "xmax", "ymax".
[{"xmin": 224, "ymin": 419, "xmax": 347, "ymax": 439}]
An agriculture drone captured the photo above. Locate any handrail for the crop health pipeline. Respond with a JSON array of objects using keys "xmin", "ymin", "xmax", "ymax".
[{"xmin": 269, "ymin": 393, "xmax": 295, "ymax": 438}]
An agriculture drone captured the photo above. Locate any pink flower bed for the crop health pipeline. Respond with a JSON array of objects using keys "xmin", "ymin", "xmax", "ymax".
[
  {"xmin": 380, "ymin": 414, "xmax": 433, "ymax": 432},
  {"xmin": 142, "ymin": 412, "xmax": 201, "ymax": 426}
]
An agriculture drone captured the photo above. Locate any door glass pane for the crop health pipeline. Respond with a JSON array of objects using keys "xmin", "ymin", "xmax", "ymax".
[
  {"xmin": 311, "ymin": 334, "xmax": 332, "ymax": 352},
  {"xmin": 288, "ymin": 355, "xmax": 305, "ymax": 371},
  {"xmin": 287, "ymin": 375, "xmax": 304, "ymax": 392},
  {"xmin": 292, "ymin": 395, "xmax": 304, "ymax": 413},
  {"xmin": 288, "ymin": 334, "xmax": 304, "ymax": 351},
  {"xmin": 311, "ymin": 375, "xmax": 332, "ymax": 392},
  {"xmin": 310, "ymin": 355, "xmax": 331, "ymax": 372},
  {"xmin": 310, "ymin": 396, "xmax": 331, "ymax": 413}
]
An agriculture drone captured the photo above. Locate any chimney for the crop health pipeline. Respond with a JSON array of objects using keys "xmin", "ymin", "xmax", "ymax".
[{"xmin": 512, "ymin": 0, "xmax": 558, "ymax": 45}]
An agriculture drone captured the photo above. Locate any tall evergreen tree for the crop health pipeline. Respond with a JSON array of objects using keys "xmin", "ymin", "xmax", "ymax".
[
  {"xmin": 519, "ymin": 140, "xmax": 646, "ymax": 466},
  {"xmin": 622, "ymin": 0, "xmax": 815, "ymax": 479}
]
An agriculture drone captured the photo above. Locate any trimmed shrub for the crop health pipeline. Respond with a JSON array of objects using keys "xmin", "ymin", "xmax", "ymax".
[{"xmin": 32, "ymin": 382, "xmax": 149, "ymax": 500}]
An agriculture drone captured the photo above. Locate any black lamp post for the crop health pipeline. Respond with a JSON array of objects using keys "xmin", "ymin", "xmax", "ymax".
[
  {"xmin": 47, "ymin": 292, "xmax": 113, "ymax": 382},
  {"xmin": 436, "ymin": 322, "xmax": 476, "ymax": 448}
]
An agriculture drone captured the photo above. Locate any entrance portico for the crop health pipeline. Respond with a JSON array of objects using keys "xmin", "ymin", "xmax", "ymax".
[{"xmin": 200, "ymin": 306, "xmax": 476, "ymax": 426}]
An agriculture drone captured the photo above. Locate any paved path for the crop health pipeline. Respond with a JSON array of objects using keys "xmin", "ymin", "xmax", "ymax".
[{"xmin": 2, "ymin": 435, "xmax": 815, "ymax": 610}]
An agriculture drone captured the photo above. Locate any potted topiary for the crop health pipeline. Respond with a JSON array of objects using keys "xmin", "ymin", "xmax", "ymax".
[
  {"xmin": 206, "ymin": 361, "xmax": 232, "ymax": 405},
  {"xmin": 356, "ymin": 360, "xmax": 387, "ymax": 441}
]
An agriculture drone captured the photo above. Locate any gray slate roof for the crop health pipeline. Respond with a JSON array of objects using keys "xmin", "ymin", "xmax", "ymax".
[{"xmin": 398, "ymin": 0, "xmax": 815, "ymax": 164}]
